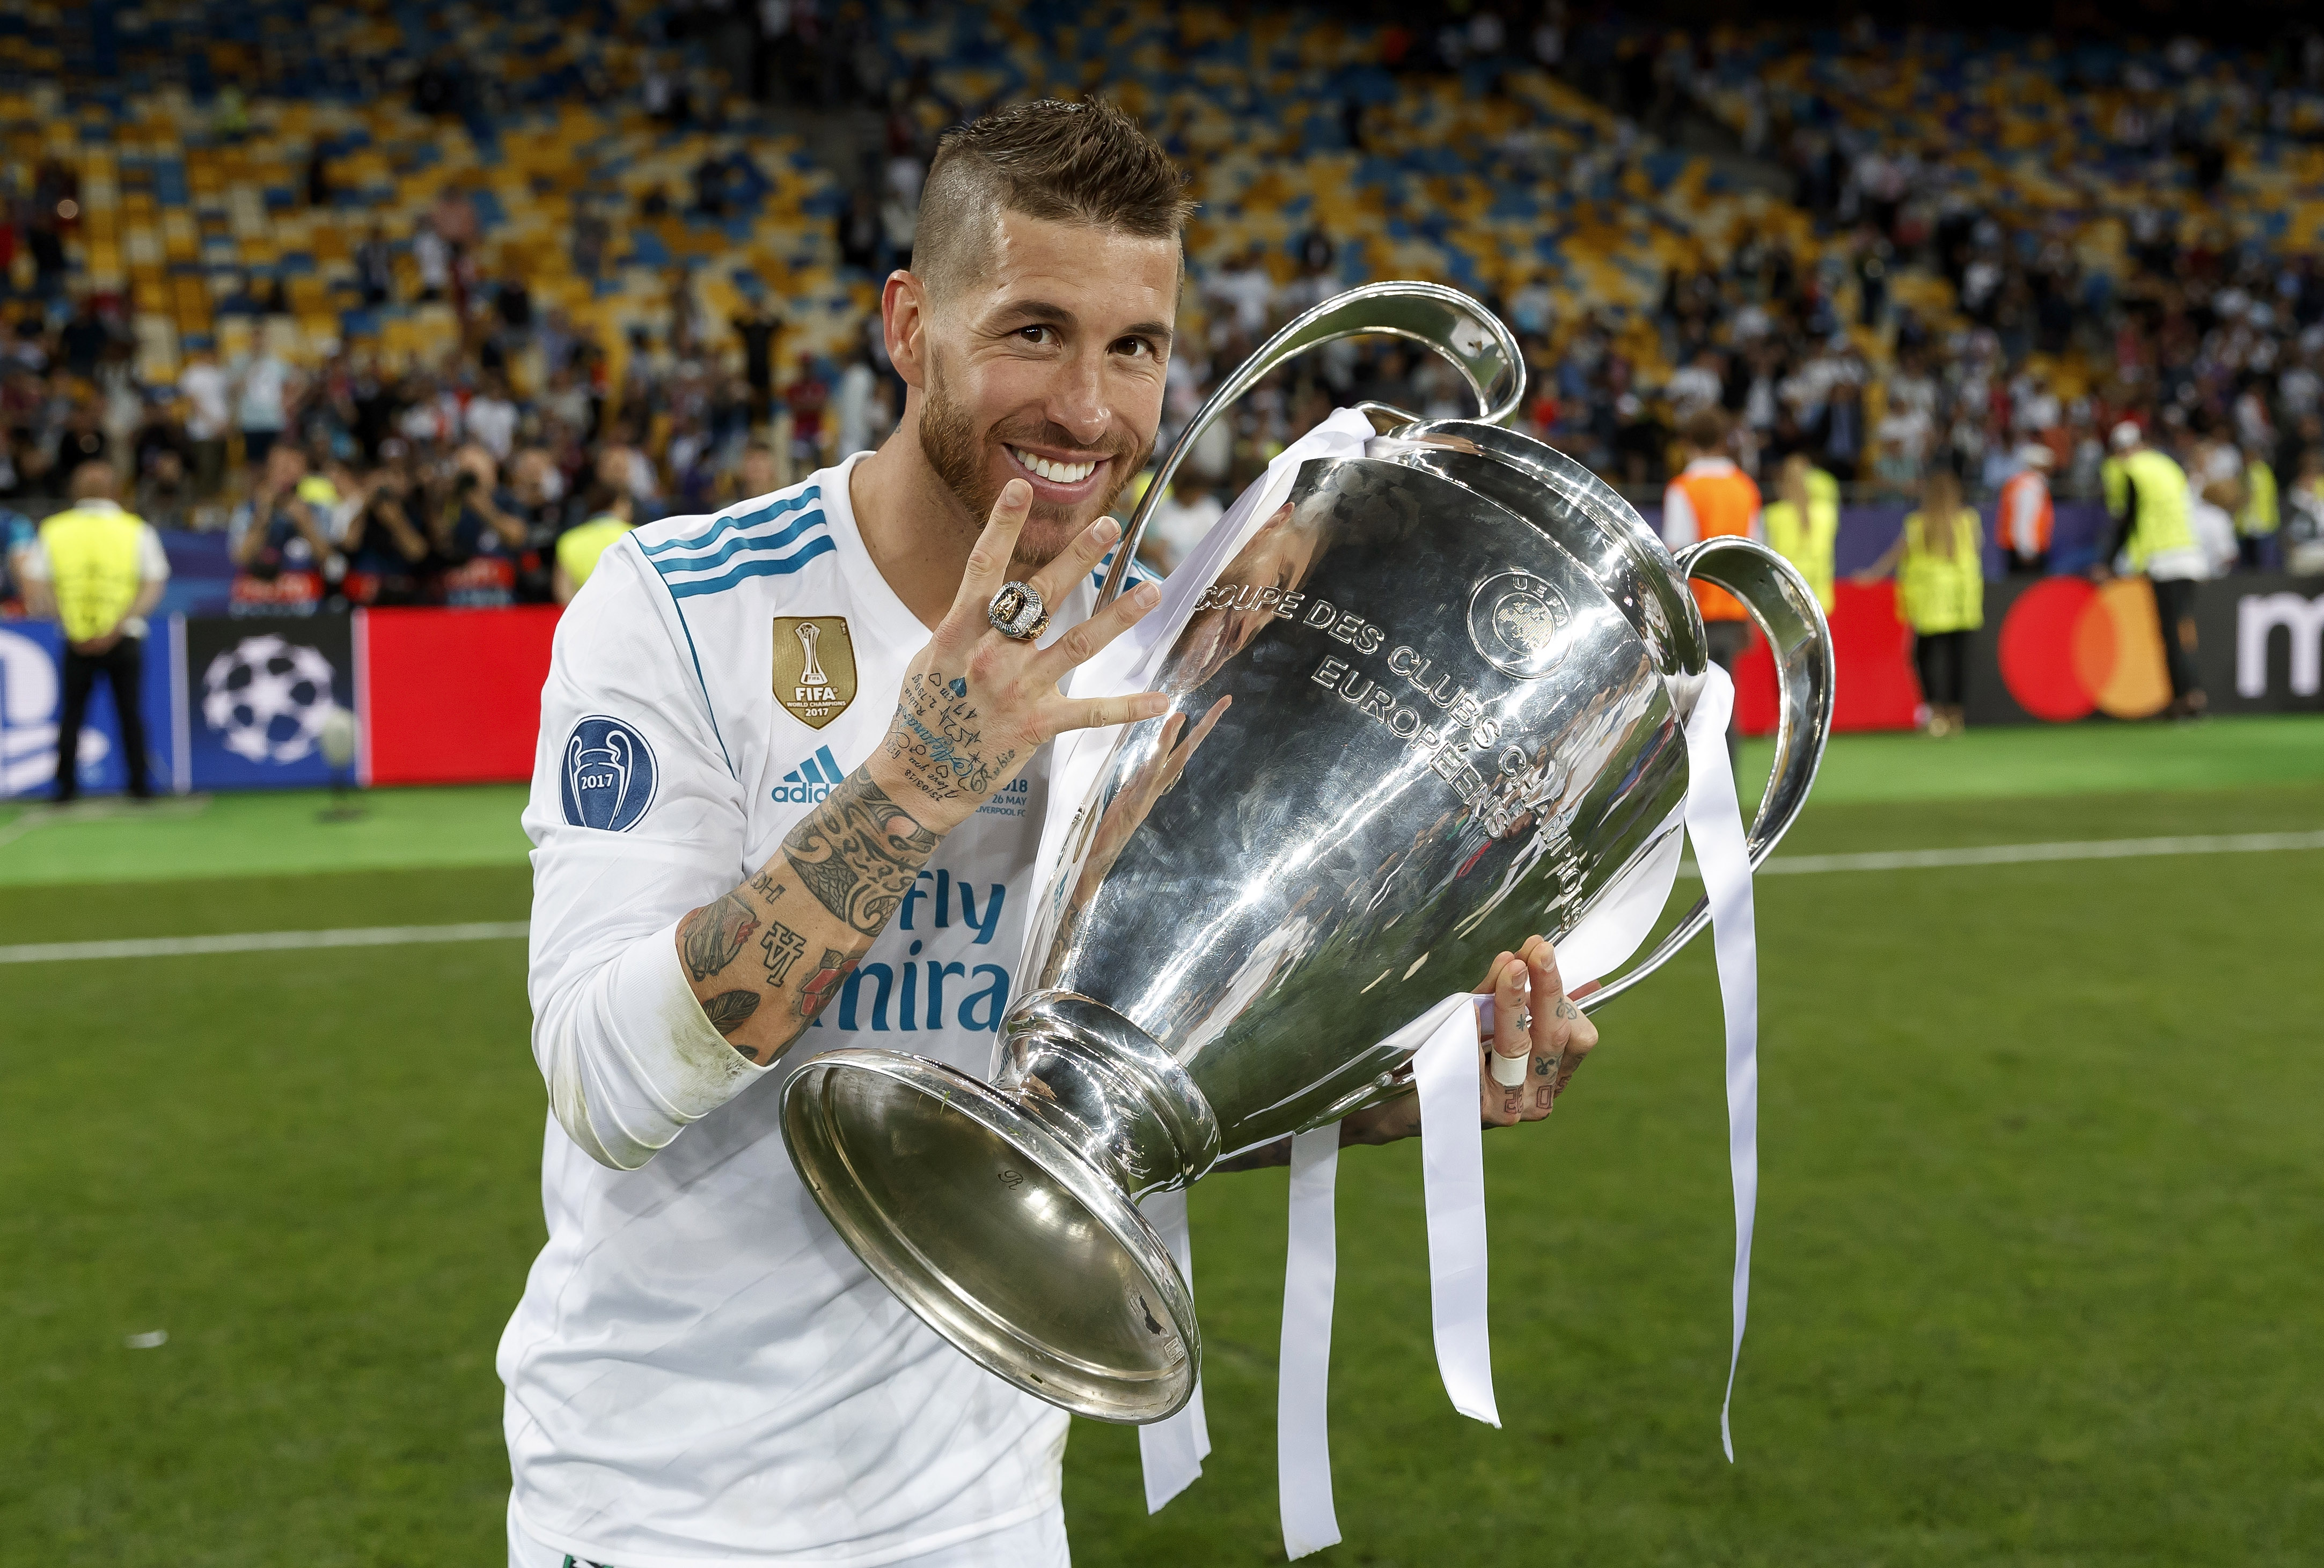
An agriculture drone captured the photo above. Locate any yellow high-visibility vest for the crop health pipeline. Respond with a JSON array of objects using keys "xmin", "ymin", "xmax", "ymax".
[
  {"xmin": 1898, "ymin": 506, "xmax": 1984, "ymax": 634},
  {"xmin": 40, "ymin": 501, "xmax": 149, "ymax": 643},
  {"xmin": 1763, "ymin": 484, "xmax": 1839, "ymax": 610},
  {"xmin": 2239, "ymin": 460, "xmax": 2279, "ymax": 539},
  {"xmin": 2117, "ymin": 448, "xmax": 2196, "ymax": 570},
  {"xmin": 555, "ymin": 516, "xmax": 635, "ymax": 590}
]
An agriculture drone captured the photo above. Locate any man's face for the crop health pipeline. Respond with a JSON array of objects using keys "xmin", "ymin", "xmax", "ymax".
[{"xmin": 911, "ymin": 211, "xmax": 1177, "ymax": 568}]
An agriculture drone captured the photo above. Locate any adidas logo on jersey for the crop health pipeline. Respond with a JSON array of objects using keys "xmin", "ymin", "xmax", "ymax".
[{"xmin": 773, "ymin": 744, "xmax": 847, "ymax": 804}]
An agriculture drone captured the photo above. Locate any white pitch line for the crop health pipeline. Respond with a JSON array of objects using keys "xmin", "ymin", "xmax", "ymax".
[
  {"xmin": 1685, "ymin": 829, "xmax": 2324, "ymax": 879},
  {"xmin": 4, "ymin": 830, "xmax": 2318, "ymax": 965},
  {"xmin": 0, "ymin": 921, "xmax": 530, "ymax": 965}
]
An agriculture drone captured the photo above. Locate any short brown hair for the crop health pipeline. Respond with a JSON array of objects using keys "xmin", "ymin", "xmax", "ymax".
[
  {"xmin": 1679, "ymin": 407, "xmax": 1729, "ymax": 453},
  {"xmin": 913, "ymin": 98, "xmax": 1192, "ymax": 301}
]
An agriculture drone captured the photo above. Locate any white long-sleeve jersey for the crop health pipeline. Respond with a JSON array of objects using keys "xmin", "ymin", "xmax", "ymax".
[{"xmin": 500, "ymin": 453, "xmax": 1149, "ymax": 1566}]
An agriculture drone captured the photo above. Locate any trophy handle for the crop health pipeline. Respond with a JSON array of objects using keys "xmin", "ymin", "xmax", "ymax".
[
  {"xmin": 1575, "ymin": 535, "xmax": 1836, "ymax": 1015},
  {"xmin": 1098, "ymin": 281, "xmax": 1525, "ymax": 608}
]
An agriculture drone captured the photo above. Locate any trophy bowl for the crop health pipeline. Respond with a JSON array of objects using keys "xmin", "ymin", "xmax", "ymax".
[{"xmin": 783, "ymin": 283, "xmax": 1834, "ymax": 1423}]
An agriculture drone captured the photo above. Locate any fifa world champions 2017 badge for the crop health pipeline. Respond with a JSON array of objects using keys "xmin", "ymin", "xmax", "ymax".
[
  {"xmin": 773, "ymin": 616, "xmax": 857, "ymax": 730},
  {"xmin": 561, "ymin": 716, "xmax": 658, "ymax": 831}
]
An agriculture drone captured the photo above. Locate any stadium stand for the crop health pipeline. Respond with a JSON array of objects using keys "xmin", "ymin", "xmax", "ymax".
[{"xmin": 0, "ymin": 0, "xmax": 2319, "ymax": 622}]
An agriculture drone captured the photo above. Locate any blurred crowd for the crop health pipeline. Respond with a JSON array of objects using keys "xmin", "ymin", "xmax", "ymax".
[
  {"xmin": 1533, "ymin": 219, "xmax": 2324, "ymax": 571},
  {"xmin": 0, "ymin": 277, "xmax": 902, "ymax": 611},
  {"xmin": 9, "ymin": 220, "xmax": 2323, "ymax": 617},
  {"xmin": 4, "ymin": 3, "xmax": 2324, "ymax": 617}
]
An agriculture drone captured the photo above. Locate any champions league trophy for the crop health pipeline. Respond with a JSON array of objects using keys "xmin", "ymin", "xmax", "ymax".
[{"xmin": 783, "ymin": 282, "xmax": 1835, "ymax": 1424}]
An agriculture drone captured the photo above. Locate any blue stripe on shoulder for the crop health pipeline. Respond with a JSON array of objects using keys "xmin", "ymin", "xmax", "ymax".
[
  {"xmin": 638, "ymin": 486, "xmax": 822, "ymax": 559},
  {"xmin": 626, "ymin": 537, "xmax": 735, "ymax": 777},
  {"xmin": 645, "ymin": 508, "xmax": 827, "ymax": 578},
  {"xmin": 664, "ymin": 534, "xmax": 838, "ymax": 599}
]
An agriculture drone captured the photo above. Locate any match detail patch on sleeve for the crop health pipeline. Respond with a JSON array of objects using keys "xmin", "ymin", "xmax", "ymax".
[{"xmin": 560, "ymin": 716, "xmax": 659, "ymax": 831}]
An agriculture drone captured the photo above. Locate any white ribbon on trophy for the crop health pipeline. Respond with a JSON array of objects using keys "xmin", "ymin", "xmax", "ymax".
[
  {"xmin": 1038, "ymin": 412, "xmax": 1762, "ymax": 1549},
  {"xmin": 1269, "ymin": 662, "xmax": 1755, "ymax": 1558}
]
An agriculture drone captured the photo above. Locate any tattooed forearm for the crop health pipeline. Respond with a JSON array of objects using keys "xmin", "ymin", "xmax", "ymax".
[
  {"xmin": 676, "ymin": 763, "xmax": 952, "ymax": 1065},
  {"xmin": 679, "ymin": 892, "xmax": 759, "ymax": 981},
  {"xmin": 782, "ymin": 773, "xmax": 939, "ymax": 936},
  {"xmin": 702, "ymin": 989, "xmax": 760, "ymax": 1041},
  {"xmin": 759, "ymin": 920, "xmax": 807, "ymax": 987},
  {"xmin": 795, "ymin": 947, "xmax": 856, "ymax": 1020}
]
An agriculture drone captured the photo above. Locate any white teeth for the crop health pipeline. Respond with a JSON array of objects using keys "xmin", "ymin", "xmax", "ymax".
[{"xmin": 1013, "ymin": 447, "xmax": 1096, "ymax": 484}]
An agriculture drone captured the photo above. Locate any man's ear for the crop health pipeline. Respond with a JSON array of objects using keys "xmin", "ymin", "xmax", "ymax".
[{"xmin": 883, "ymin": 270, "xmax": 929, "ymax": 391}]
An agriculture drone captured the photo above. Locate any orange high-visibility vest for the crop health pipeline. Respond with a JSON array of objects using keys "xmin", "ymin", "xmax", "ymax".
[
  {"xmin": 1998, "ymin": 471, "xmax": 2053, "ymax": 555},
  {"xmin": 1671, "ymin": 466, "xmax": 1761, "ymax": 621}
]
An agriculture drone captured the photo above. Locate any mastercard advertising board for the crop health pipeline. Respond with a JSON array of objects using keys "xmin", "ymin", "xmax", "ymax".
[{"xmin": 1968, "ymin": 572, "xmax": 2324, "ymax": 725}]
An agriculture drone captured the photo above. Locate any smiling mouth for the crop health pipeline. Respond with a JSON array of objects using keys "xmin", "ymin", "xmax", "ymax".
[{"xmin": 1008, "ymin": 446, "xmax": 1101, "ymax": 485}]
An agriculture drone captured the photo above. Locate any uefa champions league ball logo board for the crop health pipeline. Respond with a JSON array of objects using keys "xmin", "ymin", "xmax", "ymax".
[{"xmin": 201, "ymin": 635, "xmax": 339, "ymax": 765}]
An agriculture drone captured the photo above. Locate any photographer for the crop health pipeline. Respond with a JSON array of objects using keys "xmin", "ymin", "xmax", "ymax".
[
  {"xmin": 227, "ymin": 444, "xmax": 340, "ymax": 614},
  {"xmin": 429, "ymin": 443, "xmax": 526, "ymax": 607},
  {"xmin": 505, "ymin": 447, "xmax": 568, "ymax": 603},
  {"xmin": 337, "ymin": 445, "xmax": 432, "ymax": 606}
]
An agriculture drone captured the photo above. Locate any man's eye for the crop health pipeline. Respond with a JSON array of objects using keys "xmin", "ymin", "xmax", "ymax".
[
  {"xmin": 1018, "ymin": 326, "xmax": 1053, "ymax": 345},
  {"xmin": 1114, "ymin": 338, "xmax": 1153, "ymax": 358}
]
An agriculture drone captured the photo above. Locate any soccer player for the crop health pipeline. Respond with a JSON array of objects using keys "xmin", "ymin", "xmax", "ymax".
[{"xmin": 506, "ymin": 99, "xmax": 1596, "ymax": 1568}]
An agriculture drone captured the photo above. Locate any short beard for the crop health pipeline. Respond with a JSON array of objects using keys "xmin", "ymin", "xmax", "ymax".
[{"xmin": 917, "ymin": 354, "xmax": 1149, "ymax": 570}]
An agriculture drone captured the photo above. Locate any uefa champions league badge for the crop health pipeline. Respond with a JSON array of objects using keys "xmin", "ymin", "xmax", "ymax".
[{"xmin": 561, "ymin": 716, "xmax": 657, "ymax": 831}]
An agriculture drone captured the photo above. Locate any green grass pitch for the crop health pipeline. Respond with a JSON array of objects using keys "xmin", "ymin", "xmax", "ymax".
[{"xmin": 4, "ymin": 718, "xmax": 2321, "ymax": 1564}]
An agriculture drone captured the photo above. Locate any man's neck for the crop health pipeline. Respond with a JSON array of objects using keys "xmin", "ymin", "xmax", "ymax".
[{"xmin": 847, "ymin": 414, "xmax": 980, "ymax": 630}]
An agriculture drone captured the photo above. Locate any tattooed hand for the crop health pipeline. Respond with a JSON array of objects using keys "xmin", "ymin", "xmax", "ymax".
[
  {"xmin": 1470, "ymin": 934, "xmax": 1596, "ymax": 1128},
  {"xmin": 673, "ymin": 481, "xmax": 1167, "ymax": 1071},
  {"xmin": 867, "ymin": 479, "xmax": 1169, "ymax": 830}
]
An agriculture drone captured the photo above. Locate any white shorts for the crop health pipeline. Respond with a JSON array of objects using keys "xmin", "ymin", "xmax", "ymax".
[{"xmin": 507, "ymin": 1495, "xmax": 1070, "ymax": 1568}]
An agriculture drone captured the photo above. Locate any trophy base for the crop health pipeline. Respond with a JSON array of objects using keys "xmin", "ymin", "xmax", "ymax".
[{"xmin": 782, "ymin": 1047, "xmax": 1199, "ymax": 1423}]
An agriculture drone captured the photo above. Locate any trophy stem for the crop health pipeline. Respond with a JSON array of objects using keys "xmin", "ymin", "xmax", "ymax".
[{"xmin": 995, "ymin": 991, "xmax": 1222, "ymax": 1197}]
